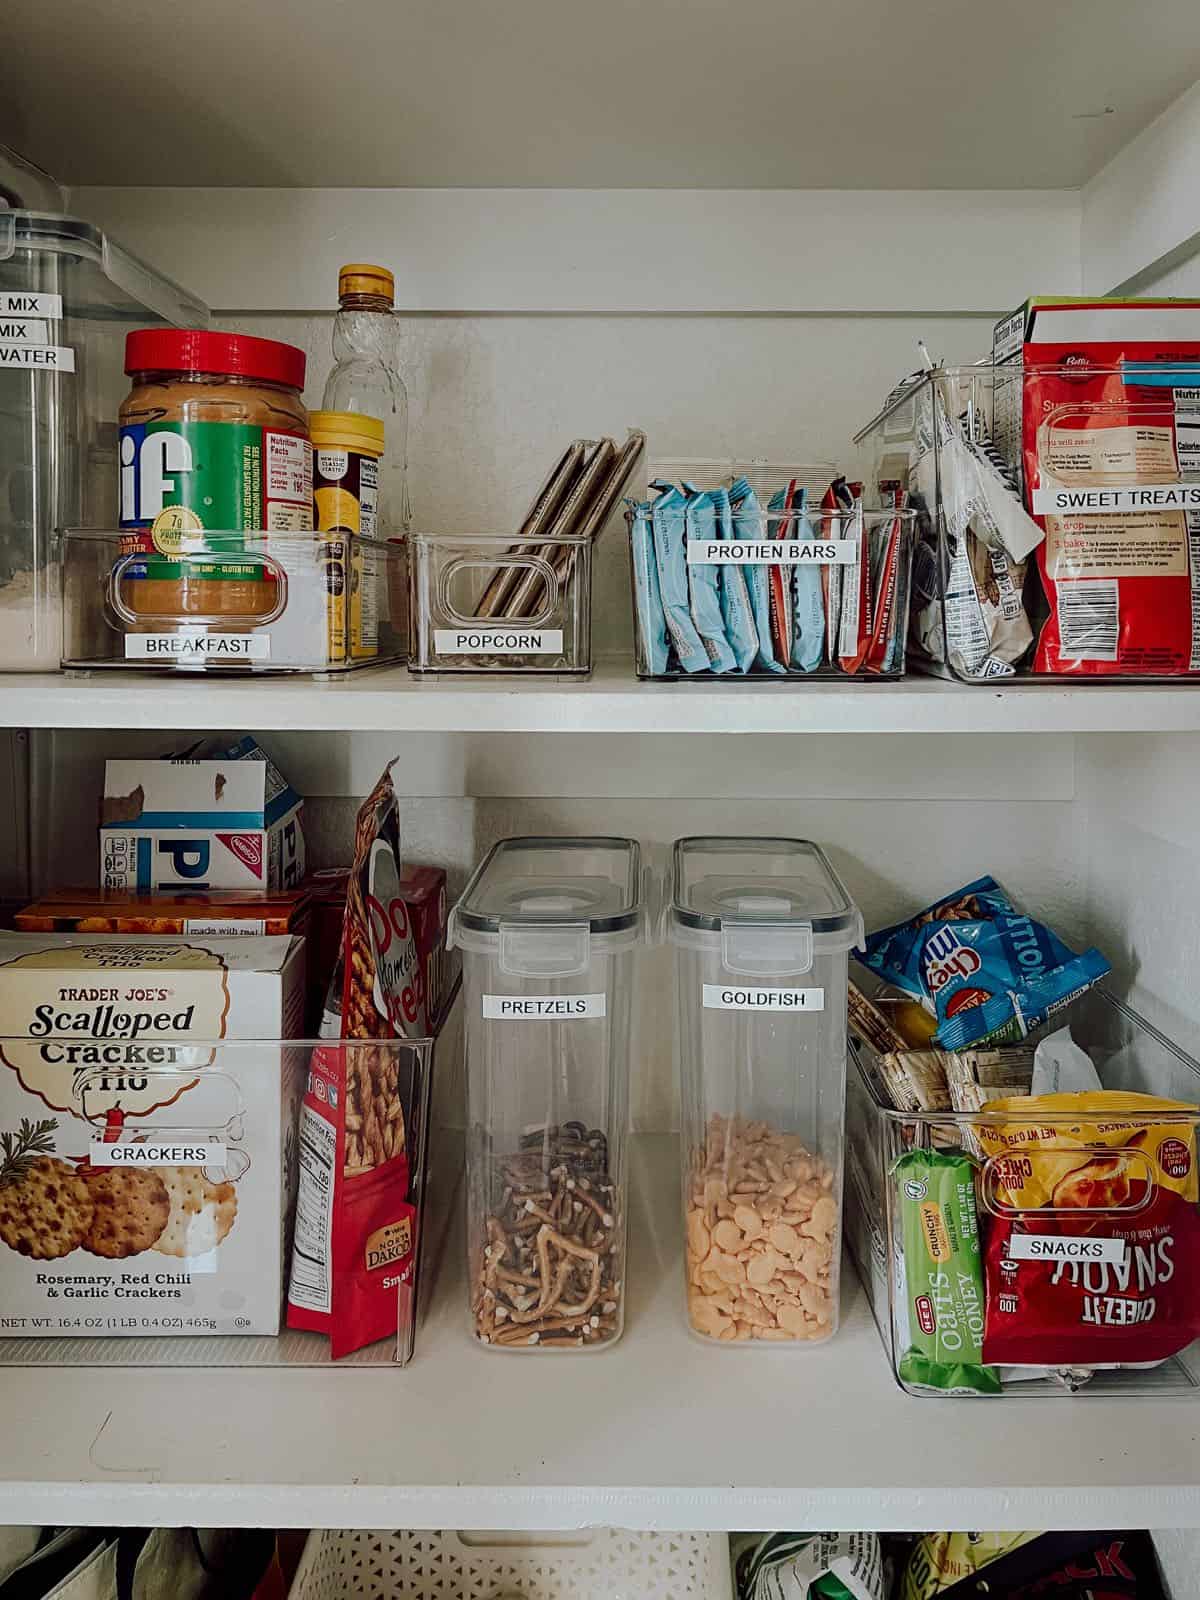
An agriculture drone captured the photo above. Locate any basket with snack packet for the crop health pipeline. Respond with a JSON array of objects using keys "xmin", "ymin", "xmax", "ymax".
[{"xmin": 844, "ymin": 880, "xmax": 1200, "ymax": 1399}]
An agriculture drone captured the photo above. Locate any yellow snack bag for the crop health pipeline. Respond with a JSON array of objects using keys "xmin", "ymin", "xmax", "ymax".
[{"xmin": 902, "ymin": 1531, "xmax": 1041, "ymax": 1598}]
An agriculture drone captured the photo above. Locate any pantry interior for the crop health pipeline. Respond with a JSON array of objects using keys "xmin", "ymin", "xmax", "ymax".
[{"xmin": 4, "ymin": 0, "xmax": 1200, "ymax": 1591}]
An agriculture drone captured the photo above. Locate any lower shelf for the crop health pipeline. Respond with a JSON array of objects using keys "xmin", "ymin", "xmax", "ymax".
[{"xmin": 2, "ymin": 1134, "xmax": 1199, "ymax": 1530}]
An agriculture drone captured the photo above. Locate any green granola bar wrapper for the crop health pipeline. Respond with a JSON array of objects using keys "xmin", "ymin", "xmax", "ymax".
[{"xmin": 893, "ymin": 1147, "xmax": 1000, "ymax": 1395}]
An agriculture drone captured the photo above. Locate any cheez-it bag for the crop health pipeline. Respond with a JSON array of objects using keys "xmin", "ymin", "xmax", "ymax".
[
  {"xmin": 979, "ymin": 1091, "xmax": 1200, "ymax": 1367},
  {"xmin": 286, "ymin": 761, "xmax": 427, "ymax": 1357},
  {"xmin": 1024, "ymin": 343, "xmax": 1200, "ymax": 676}
]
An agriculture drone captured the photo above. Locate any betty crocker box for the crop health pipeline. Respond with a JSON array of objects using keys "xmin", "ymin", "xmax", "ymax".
[{"xmin": 0, "ymin": 930, "xmax": 304, "ymax": 1337}]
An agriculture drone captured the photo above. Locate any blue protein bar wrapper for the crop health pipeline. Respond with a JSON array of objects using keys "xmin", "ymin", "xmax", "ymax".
[
  {"xmin": 789, "ymin": 490, "xmax": 825, "ymax": 672},
  {"xmin": 651, "ymin": 486, "xmax": 708, "ymax": 674},
  {"xmin": 684, "ymin": 488, "xmax": 737, "ymax": 673},
  {"xmin": 731, "ymin": 477, "xmax": 785, "ymax": 675},
  {"xmin": 861, "ymin": 875, "xmax": 1111, "ymax": 1050},
  {"xmin": 629, "ymin": 499, "xmax": 670, "ymax": 675},
  {"xmin": 713, "ymin": 484, "xmax": 758, "ymax": 673}
]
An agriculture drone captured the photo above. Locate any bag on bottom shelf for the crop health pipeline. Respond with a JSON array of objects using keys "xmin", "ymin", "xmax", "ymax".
[
  {"xmin": 0, "ymin": 931, "xmax": 305, "ymax": 1336},
  {"xmin": 286, "ymin": 761, "xmax": 429, "ymax": 1358},
  {"xmin": 733, "ymin": 1533, "xmax": 884, "ymax": 1600}
]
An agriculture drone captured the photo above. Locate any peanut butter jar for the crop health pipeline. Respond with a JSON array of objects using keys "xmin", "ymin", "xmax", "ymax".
[{"xmin": 117, "ymin": 329, "xmax": 312, "ymax": 622}]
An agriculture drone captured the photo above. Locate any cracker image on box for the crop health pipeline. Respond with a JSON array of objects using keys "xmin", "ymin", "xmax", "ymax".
[{"xmin": 0, "ymin": 930, "xmax": 304, "ymax": 1337}]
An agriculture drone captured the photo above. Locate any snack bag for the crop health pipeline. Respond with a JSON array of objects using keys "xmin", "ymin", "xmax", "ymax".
[
  {"xmin": 935, "ymin": 1529, "xmax": 1168, "ymax": 1599},
  {"xmin": 837, "ymin": 486, "xmax": 874, "ymax": 674},
  {"xmin": 286, "ymin": 762, "xmax": 427, "ymax": 1357},
  {"xmin": 892, "ymin": 1148, "xmax": 1001, "ymax": 1394},
  {"xmin": 978, "ymin": 1090, "xmax": 1200, "ymax": 1368},
  {"xmin": 651, "ymin": 485, "xmax": 708, "ymax": 673},
  {"xmin": 1024, "ymin": 344, "xmax": 1200, "ymax": 676},
  {"xmin": 861, "ymin": 876, "xmax": 1110, "ymax": 1051},
  {"xmin": 732, "ymin": 476, "xmax": 785, "ymax": 674},
  {"xmin": 902, "ymin": 1532, "xmax": 1041, "ymax": 1599},
  {"xmin": 766, "ymin": 485, "xmax": 797, "ymax": 664},
  {"xmin": 684, "ymin": 486, "xmax": 737, "ymax": 673},
  {"xmin": 713, "ymin": 484, "xmax": 759, "ymax": 672},
  {"xmin": 629, "ymin": 500, "xmax": 670, "ymax": 674},
  {"xmin": 734, "ymin": 1532, "xmax": 884, "ymax": 1600}
]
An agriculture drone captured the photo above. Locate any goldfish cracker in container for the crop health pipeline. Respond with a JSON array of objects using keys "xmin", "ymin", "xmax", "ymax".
[
  {"xmin": 117, "ymin": 330, "xmax": 312, "ymax": 625},
  {"xmin": 311, "ymin": 409, "xmax": 384, "ymax": 662}
]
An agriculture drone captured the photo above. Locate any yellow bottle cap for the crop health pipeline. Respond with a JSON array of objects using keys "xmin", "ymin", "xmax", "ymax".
[
  {"xmin": 310, "ymin": 410, "xmax": 385, "ymax": 456},
  {"xmin": 337, "ymin": 263, "xmax": 394, "ymax": 303}
]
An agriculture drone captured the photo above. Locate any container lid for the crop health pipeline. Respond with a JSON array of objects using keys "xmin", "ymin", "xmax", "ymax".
[
  {"xmin": 124, "ymin": 329, "xmax": 306, "ymax": 390},
  {"xmin": 338, "ymin": 263, "xmax": 394, "ymax": 303},
  {"xmin": 670, "ymin": 837, "xmax": 862, "ymax": 971},
  {"xmin": 310, "ymin": 410, "xmax": 385, "ymax": 455},
  {"xmin": 453, "ymin": 837, "xmax": 642, "ymax": 937}
]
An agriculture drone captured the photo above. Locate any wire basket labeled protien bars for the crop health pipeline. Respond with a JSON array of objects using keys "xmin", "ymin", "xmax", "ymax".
[{"xmin": 287, "ymin": 1528, "xmax": 734, "ymax": 1600}]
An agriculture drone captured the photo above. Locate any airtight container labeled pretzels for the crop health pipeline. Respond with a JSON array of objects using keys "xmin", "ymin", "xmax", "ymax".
[
  {"xmin": 449, "ymin": 836, "xmax": 643, "ymax": 1351},
  {"xmin": 670, "ymin": 837, "xmax": 863, "ymax": 1346}
]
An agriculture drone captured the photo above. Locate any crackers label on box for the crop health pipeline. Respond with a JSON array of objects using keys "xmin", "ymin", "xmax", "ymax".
[{"xmin": 0, "ymin": 931, "xmax": 304, "ymax": 1337}]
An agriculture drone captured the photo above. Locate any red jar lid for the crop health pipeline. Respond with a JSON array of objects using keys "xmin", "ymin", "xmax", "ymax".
[{"xmin": 125, "ymin": 329, "xmax": 306, "ymax": 390}]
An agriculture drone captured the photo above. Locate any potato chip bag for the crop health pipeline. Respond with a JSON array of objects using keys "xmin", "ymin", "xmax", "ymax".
[{"xmin": 978, "ymin": 1090, "xmax": 1200, "ymax": 1366}]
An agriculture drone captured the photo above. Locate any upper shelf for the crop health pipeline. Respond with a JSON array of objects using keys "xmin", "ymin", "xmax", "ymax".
[
  {"xmin": 5, "ymin": 666, "xmax": 1200, "ymax": 735},
  {"xmin": 2, "ymin": 1134, "xmax": 1199, "ymax": 1531}
]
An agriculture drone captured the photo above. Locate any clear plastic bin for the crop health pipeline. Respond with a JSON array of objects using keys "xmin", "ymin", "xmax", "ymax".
[
  {"xmin": 855, "ymin": 361, "xmax": 1200, "ymax": 682},
  {"xmin": 845, "ymin": 982, "xmax": 1200, "ymax": 1397},
  {"xmin": 60, "ymin": 526, "xmax": 407, "ymax": 674},
  {"xmin": 0, "ymin": 212, "xmax": 207, "ymax": 672},
  {"xmin": 449, "ymin": 837, "xmax": 643, "ymax": 1350},
  {"xmin": 0, "ymin": 997, "xmax": 459, "ymax": 1367},
  {"xmin": 629, "ymin": 501, "xmax": 915, "ymax": 679},
  {"xmin": 409, "ymin": 530, "xmax": 591, "ymax": 674},
  {"xmin": 670, "ymin": 837, "xmax": 863, "ymax": 1345}
]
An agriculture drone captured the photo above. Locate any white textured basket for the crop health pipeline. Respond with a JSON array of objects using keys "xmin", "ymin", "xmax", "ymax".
[{"xmin": 288, "ymin": 1528, "xmax": 733, "ymax": 1600}]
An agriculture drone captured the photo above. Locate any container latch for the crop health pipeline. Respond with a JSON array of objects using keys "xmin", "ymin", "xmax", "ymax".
[
  {"xmin": 721, "ymin": 919, "xmax": 814, "ymax": 978},
  {"xmin": 499, "ymin": 920, "xmax": 591, "ymax": 979}
]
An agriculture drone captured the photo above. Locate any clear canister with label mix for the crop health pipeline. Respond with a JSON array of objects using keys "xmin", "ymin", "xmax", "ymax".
[
  {"xmin": 670, "ymin": 836, "xmax": 862, "ymax": 1346},
  {"xmin": 449, "ymin": 836, "xmax": 643, "ymax": 1351}
]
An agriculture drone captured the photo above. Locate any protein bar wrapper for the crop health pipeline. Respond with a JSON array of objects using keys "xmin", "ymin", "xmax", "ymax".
[
  {"xmin": 893, "ymin": 1147, "xmax": 1000, "ymax": 1394},
  {"xmin": 286, "ymin": 762, "xmax": 427, "ymax": 1358},
  {"xmin": 979, "ymin": 1090, "xmax": 1200, "ymax": 1369}
]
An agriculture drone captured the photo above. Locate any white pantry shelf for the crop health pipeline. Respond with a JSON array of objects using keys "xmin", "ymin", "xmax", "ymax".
[
  {"xmin": 4, "ymin": 665, "xmax": 1200, "ymax": 735},
  {"xmin": 0, "ymin": 1134, "xmax": 1198, "ymax": 1531}
]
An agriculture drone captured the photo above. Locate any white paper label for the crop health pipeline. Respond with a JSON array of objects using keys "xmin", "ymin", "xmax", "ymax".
[
  {"xmin": 90, "ymin": 1140, "xmax": 228, "ymax": 1168},
  {"xmin": 702, "ymin": 984, "xmax": 825, "ymax": 1012},
  {"xmin": 0, "ymin": 291, "xmax": 62, "ymax": 317},
  {"xmin": 687, "ymin": 540, "xmax": 858, "ymax": 565},
  {"xmin": 434, "ymin": 628, "xmax": 563, "ymax": 655},
  {"xmin": 483, "ymin": 993, "xmax": 606, "ymax": 1019},
  {"xmin": 183, "ymin": 917, "xmax": 267, "ymax": 936},
  {"xmin": 1007, "ymin": 1232, "xmax": 1127, "ymax": 1266},
  {"xmin": 125, "ymin": 631, "xmax": 271, "ymax": 661},
  {"xmin": 1032, "ymin": 483, "xmax": 1200, "ymax": 515},
  {"xmin": 0, "ymin": 342, "xmax": 74, "ymax": 371},
  {"xmin": 0, "ymin": 319, "xmax": 49, "ymax": 344}
]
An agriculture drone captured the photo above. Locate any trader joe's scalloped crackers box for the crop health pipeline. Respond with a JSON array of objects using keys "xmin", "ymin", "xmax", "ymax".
[{"xmin": 0, "ymin": 931, "xmax": 304, "ymax": 1337}]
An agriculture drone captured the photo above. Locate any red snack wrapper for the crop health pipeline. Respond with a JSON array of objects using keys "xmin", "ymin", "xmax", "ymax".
[
  {"xmin": 978, "ymin": 1090, "xmax": 1200, "ymax": 1368},
  {"xmin": 1024, "ymin": 343, "xmax": 1200, "ymax": 676},
  {"xmin": 286, "ymin": 762, "xmax": 428, "ymax": 1358}
]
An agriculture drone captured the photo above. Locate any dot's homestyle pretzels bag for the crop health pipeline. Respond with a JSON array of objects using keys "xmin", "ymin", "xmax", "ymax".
[
  {"xmin": 978, "ymin": 1090, "xmax": 1200, "ymax": 1368},
  {"xmin": 286, "ymin": 761, "xmax": 428, "ymax": 1358}
]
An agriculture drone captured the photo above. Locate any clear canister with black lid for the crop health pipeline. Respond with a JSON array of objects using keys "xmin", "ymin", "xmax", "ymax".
[{"xmin": 448, "ymin": 836, "xmax": 643, "ymax": 1352}]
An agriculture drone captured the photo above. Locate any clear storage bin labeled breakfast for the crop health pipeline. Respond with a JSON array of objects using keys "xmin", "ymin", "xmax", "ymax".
[
  {"xmin": 846, "ymin": 980, "xmax": 1200, "ymax": 1398},
  {"xmin": 670, "ymin": 837, "xmax": 863, "ymax": 1345},
  {"xmin": 409, "ymin": 529, "xmax": 592, "ymax": 674},
  {"xmin": 855, "ymin": 356, "xmax": 1200, "ymax": 682},
  {"xmin": 60, "ymin": 526, "xmax": 406, "ymax": 673},
  {"xmin": 0, "ymin": 211, "xmax": 207, "ymax": 672},
  {"xmin": 628, "ymin": 477, "xmax": 915, "ymax": 679},
  {"xmin": 449, "ymin": 836, "xmax": 643, "ymax": 1350}
]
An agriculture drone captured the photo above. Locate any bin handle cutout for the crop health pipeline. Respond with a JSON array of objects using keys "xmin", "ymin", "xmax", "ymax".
[
  {"xmin": 980, "ymin": 1144, "xmax": 1158, "ymax": 1219},
  {"xmin": 108, "ymin": 546, "xmax": 289, "ymax": 629},
  {"xmin": 440, "ymin": 555, "xmax": 559, "ymax": 628}
]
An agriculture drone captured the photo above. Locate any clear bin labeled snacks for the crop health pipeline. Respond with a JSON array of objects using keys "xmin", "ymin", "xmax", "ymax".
[
  {"xmin": 449, "ymin": 836, "xmax": 642, "ymax": 1350},
  {"xmin": 670, "ymin": 837, "xmax": 863, "ymax": 1345},
  {"xmin": 409, "ymin": 530, "xmax": 591, "ymax": 674},
  {"xmin": 845, "ymin": 981, "xmax": 1200, "ymax": 1397},
  {"xmin": 854, "ymin": 365, "xmax": 1039, "ymax": 684},
  {"xmin": 61, "ymin": 526, "xmax": 406, "ymax": 673},
  {"xmin": 0, "ymin": 212, "xmax": 207, "ymax": 672},
  {"xmin": 628, "ymin": 492, "xmax": 915, "ymax": 680}
]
